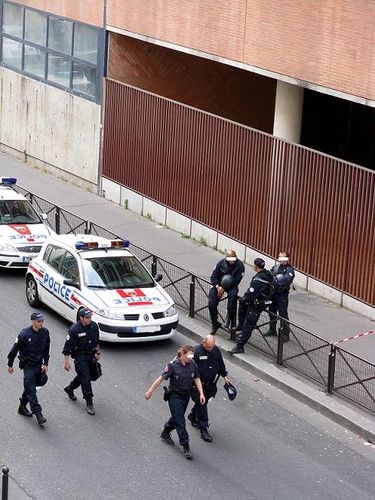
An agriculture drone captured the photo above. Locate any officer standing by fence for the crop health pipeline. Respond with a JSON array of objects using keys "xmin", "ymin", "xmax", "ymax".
[
  {"xmin": 62, "ymin": 308, "xmax": 101, "ymax": 415},
  {"xmin": 231, "ymin": 258, "xmax": 273, "ymax": 354},
  {"xmin": 264, "ymin": 251, "xmax": 295, "ymax": 342},
  {"xmin": 145, "ymin": 345, "xmax": 205, "ymax": 459},
  {"xmin": 7, "ymin": 312, "xmax": 50, "ymax": 426},
  {"xmin": 208, "ymin": 250, "xmax": 245, "ymax": 334},
  {"xmin": 188, "ymin": 335, "xmax": 230, "ymax": 442}
]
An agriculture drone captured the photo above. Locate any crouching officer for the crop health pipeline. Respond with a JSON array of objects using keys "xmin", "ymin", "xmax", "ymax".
[
  {"xmin": 7, "ymin": 312, "xmax": 50, "ymax": 426},
  {"xmin": 62, "ymin": 309, "xmax": 101, "ymax": 415},
  {"xmin": 188, "ymin": 335, "xmax": 230, "ymax": 442},
  {"xmin": 145, "ymin": 345, "xmax": 205, "ymax": 460}
]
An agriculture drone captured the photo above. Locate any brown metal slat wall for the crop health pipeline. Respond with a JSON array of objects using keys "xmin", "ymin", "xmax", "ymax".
[{"xmin": 103, "ymin": 80, "xmax": 375, "ymax": 306}]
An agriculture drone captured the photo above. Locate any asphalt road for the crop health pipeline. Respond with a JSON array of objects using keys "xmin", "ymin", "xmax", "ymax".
[{"xmin": 1, "ymin": 269, "xmax": 374, "ymax": 500}]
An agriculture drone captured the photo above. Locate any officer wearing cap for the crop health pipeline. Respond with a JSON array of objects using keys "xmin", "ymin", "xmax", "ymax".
[
  {"xmin": 145, "ymin": 345, "xmax": 205, "ymax": 460},
  {"xmin": 264, "ymin": 250, "xmax": 295, "ymax": 342},
  {"xmin": 188, "ymin": 335, "xmax": 230, "ymax": 442},
  {"xmin": 231, "ymin": 258, "xmax": 273, "ymax": 354},
  {"xmin": 62, "ymin": 308, "xmax": 101, "ymax": 415},
  {"xmin": 7, "ymin": 312, "xmax": 50, "ymax": 426},
  {"xmin": 208, "ymin": 249, "xmax": 245, "ymax": 334}
]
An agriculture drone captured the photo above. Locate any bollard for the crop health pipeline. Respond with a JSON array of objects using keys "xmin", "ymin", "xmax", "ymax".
[
  {"xmin": 54, "ymin": 207, "xmax": 60, "ymax": 234},
  {"xmin": 189, "ymin": 275, "xmax": 196, "ymax": 318},
  {"xmin": 276, "ymin": 326, "xmax": 284, "ymax": 365},
  {"xmin": 151, "ymin": 255, "xmax": 157, "ymax": 278},
  {"xmin": 2, "ymin": 466, "xmax": 9, "ymax": 500},
  {"xmin": 327, "ymin": 344, "xmax": 336, "ymax": 393}
]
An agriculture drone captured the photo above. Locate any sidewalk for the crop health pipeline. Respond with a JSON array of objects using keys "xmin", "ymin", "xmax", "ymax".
[{"xmin": 1, "ymin": 150, "xmax": 375, "ymax": 440}]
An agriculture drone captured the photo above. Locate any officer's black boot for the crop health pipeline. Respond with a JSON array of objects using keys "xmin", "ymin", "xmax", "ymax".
[
  {"xmin": 86, "ymin": 399, "xmax": 95, "ymax": 415},
  {"xmin": 182, "ymin": 444, "xmax": 192, "ymax": 459},
  {"xmin": 230, "ymin": 344, "xmax": 245, "ymax": 355},
  {"xmin": 211, "ymin": 322, "xmax": 222, "ymax": 335},
  {"xmin": 35, "ymin": 413, "xmax": 47, "ymax": 426},
  {"xmin": 64, "ymin": 385, "xmax": 77, "ymax": 401},
  {"xmin": 200, "ymin": 428, "xmax": 213, "ymax": 442},
  {"xmin": 160, "ymin": 429, "xmax": 174, "ymax": 445},
  {"xmin": 263, "ymin": 330, "xmax": 277, "ymax": 337},
  {"xmin": 187, "ymin": 412, "xmax": 198, "ymax": 428},
  {"xmin": 18, "ymin": 399, "xmax": 32, "ymax": 417}
]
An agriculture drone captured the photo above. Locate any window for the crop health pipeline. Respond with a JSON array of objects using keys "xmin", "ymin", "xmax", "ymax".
[
  {"xmin": 60, "ymin": 252, "xmax": 79, "ymax": 280},
  {"xmin": 0, "ymin": 2, "xmax": 102, "ymax": 102},
  {"xmin": 44, "ymin": 245, "xmax": 65, "ymax": 271}
]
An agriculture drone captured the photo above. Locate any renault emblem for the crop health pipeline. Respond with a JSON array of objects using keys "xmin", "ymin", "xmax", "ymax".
[{"xmin": 144, "ymin": 314, "xmax": 149, "ymax": 321}]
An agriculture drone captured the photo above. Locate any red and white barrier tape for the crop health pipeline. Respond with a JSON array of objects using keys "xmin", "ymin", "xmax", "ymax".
[{"xmin": 333, "ymin": 330, "xmax": 375, "ymax": 346}]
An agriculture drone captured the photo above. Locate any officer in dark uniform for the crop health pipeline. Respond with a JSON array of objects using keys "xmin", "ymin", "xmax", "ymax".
[
  {"xmin": 208, "ymin": 249, "xmax": 245, "ymax": 333},
  {"xmin": 7, "ymin": 312, "xmax": 50, "ymax": 426},
  {"xmin": 231, "ymin": 258, "xmax": 273, "ymax": 354},
  {"xmin": 62, "ymin": 309, "xmax": 101, "ymax": 415},
  {"xmin": 265, "ymin": 251, "xmax": 295, "ymax": 342},
  {"xmin": 188, "ymin": 335, "xmax": 230, "ymax": 442},
  {"xmin": 145, "ymin": 345, "xmax": 205, "ymax": 460}
]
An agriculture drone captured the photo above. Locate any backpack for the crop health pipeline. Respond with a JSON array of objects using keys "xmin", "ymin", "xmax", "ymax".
[{"xmin": 262, "ymin": 270, "xmax": 276, "ymax": 307}]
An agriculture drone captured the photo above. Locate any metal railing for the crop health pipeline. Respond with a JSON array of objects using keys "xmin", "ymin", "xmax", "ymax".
[{"xmin": 18, "ymin": 186, "xmax": 375, "ymax": 415}]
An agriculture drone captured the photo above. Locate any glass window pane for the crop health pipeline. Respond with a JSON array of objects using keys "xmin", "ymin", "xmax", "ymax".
[
  {"xmin": 2, "ymin": 3, "xmax": 23, "ymax": 38},
  {"xmin": 2, "ymin": 37, "xmax": 22, "ymax": 69},
  {"xmin": 72, "ymin": 61, "xmax": 96, "ymax": 97},
  {"xmin": 48, "ymin": 16, "xmax": 72, "ymax": 55},
  {"xmin": 24, "ymin": 44, "xmax": 45, "ymax": 78},
  {"xmin": 73, "ymin": 24, "xmax": 97, "ymax": 64},
  {"xmin": 47, "ymin": 53, "xmax": 70, "ymax": 87},
  {"xmin": 25, "ymin": 10, "xmax": 46, "ymax": 46}
]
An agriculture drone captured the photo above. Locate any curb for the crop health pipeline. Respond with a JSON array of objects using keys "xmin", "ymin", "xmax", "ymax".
[{"xmin": 177, "ymin": 310, "xmax": 375, "ymax": 443}]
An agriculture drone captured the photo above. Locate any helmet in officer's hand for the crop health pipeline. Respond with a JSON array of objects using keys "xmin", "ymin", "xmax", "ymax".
[
  {"xmin": 220, "ymin": 274, "xmax": 235, "ymax": 290},
  {"xmin": 223, "ymin": 382, "xmax": 237, "ymax": 401},
  {"xmin": 36, "ymin": 371, "xmax": 48, "ymax": 387}
]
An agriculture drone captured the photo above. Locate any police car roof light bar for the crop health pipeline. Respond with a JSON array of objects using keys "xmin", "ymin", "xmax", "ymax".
[
  {"xmin": 111, "ymin": 240, "xmax": 129, "ymax": 248},
  {"xmin": 75, "ymin": 241, "xmax": 99, "ymax": 250},
  {"xmin": 0, "ymin": 177, "xmax": 17, "ymax": 185}
]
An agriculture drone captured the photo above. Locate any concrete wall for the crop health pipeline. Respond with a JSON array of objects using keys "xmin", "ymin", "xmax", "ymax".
[
  {"xmin": 0, "ymin": 68, "xmax": 101, "ymax": 188},
  {"xmin": 102, "ymin": 177, "xmax": 375, "ymax": 320}
]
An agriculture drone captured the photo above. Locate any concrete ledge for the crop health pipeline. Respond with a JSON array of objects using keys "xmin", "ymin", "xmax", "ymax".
[
  {"xmin": 342, "ymin": 295, "xmax": 375, "ymax": 321},
  {"xmin": 166, "ymin": 208, "xmax": 191, "ymax": 235},
  {"xmin": 143, "ymin": 198, "xmax": 166, "ymax": 225},
  {"xmin": 178, "ymin": 309, "xmax": 375, "ymax": 443},
  {"xmin": 191, "ymin": 221, "xmax": 217, "ymax": 248},
  {"xmin": 102, "ymin": 177, "xmax": 121, "ymax": 205},
  {"xmin": 294, "ymin": 270, "xmax": 308, "ymax": 290},
  {"xmin": 308, "ymin": 277, "xmax": 342, "ymax": 305},
  {"xmin": 120, "ymin": 186, "xmax": 143, "ymax": 214},
  {"xmin": 217, "ymin": 234, "xmax": 246, "ymax": 261}
]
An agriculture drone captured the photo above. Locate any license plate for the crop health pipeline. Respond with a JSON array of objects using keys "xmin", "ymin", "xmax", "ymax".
[
  {"xmin": 135, "ymin": 325, "xmax": 161, "ymax": 333},
  {"xmin": 23, "ymin": 256, "xmax": 32, "ymax": 263}
]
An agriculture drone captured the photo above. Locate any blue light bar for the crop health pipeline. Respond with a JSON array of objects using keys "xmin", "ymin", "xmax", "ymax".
[{"xmin": 0, "ymin": 177, "xmax": 17, "ymax": 185}]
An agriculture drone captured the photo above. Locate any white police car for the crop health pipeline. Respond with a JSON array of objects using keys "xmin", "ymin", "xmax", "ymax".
[
  {"xmin": 25, "ymin": 234, "xmax": 179, "ymax": 342},
  {"xmin": 0, "ymin": 177, "xmax": 54, "ymax": 268}
]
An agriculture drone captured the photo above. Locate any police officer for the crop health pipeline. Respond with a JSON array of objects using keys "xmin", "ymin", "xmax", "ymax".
[
  {"xmin": 7, "ymin": 312, "xmax": 50, "ymax": 426},
  {"xmin": 230, "ymin": 258, "xmax": 273, "ymax": 354},
  {"xmin": 265, "ymin": 251, "xmax": 295, "ymax": 342},
  {"xmin": 145, "ymin": 345, "xmax": 205, "ymax": 460},
  {"xmin": 62, "ymin": 309, "xmax": 101, "ymax": 415},
  {"xmin": 208, "ymin": 249, "xmax": 245, "ymax": 334},
  {"xmin": 188, "ymin": 335, "xmax": 230, "ymax": 442}
]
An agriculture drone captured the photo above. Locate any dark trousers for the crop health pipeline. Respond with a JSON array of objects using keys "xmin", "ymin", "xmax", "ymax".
[
  {"xmin": 20, "ymin": 365, "xmax": 42, "ymax": 415},
  {"xmin": 269, "ymin": 292, "xmax": 290, "ymax": 334},
  {"xmin": 237, "ymin": 303, "xmax": 261, "ymax": 345},
  {"xmin": 208, "ymin": 286, "xmax": 238, "ymax": 326},
  {"xmin": 68, "ymin": 357, "xmax": 94, "ymax": 401},
  {"xmin": 190, "ymin": 383, "xmax": 215, "ymax": 429},
  {"xmin": 164, "ymin": 392, "xmax": 190, "ymax": 446}
]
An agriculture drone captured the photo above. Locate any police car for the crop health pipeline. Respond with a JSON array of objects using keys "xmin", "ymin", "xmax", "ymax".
[
  {"xmin": 25, "ymin": 234, "xmax": 179, "ymax": 342},
  {"xmin": 0, "ymin": 177, "xmax": 54, "ymax": 268}
]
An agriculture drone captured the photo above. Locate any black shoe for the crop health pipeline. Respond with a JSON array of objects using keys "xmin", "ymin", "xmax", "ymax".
[
  {"xmin": 230, "ymin": 344, "xmax": 245, "ymax": 355},
  {"xmin": 35, "ymin": 413, "xmax": 47, "ymax": 426},
  {"xmin": 187, "ymin": 413, "xmax": 198, "ymax": 428},
  {"xmin": 64, "ymin": 386, "xmax": 77, "ymax": 401},
  {"xmin": 281, "ymin": 334, "xmax": 290, "ymax": 343},
  {"xmin": 160, "ymin": 429, "xmax": 174, "ymax": 445},
  {"xmin": 200, "ymin": 428, "xmax": 213, "ymax": 442},
  {"xmin": 182, "ymin": 444, "xmax": 192, "ymax": 459},
  {"xmin": 86, "ymin": 400, "xmax": 95, "ymax": 415},
  {"xmin": 263, "ymin": 330, "xmax": 277, "ymax": 337},
  {"xmin": 211, "ymin": 322, "xmax": 222, "ymax": 335},
  {"xmin": 234, "ymin": 325, "xmax": 243, "ymax": 332},
  {"xmin": 18, "ymin": 400, "xmax": 32, "ymax": 417}
]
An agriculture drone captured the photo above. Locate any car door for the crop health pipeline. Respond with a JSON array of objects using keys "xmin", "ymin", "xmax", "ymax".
[
  {"xmin": 38, "ymin": 244, "xmax": 66, "ymax": 309},
  {"xmin": 55, "ymin": 250, "xmax": 81, "ymax": 323}
]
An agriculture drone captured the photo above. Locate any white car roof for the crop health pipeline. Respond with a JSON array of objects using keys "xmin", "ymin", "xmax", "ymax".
[
  {"xmin": 0, "ymin": 186, "xmax": 25, "ymax": 201},
  {"xmin": 44, "ymin": 234, "xmax": 133, "ymax": 257}
]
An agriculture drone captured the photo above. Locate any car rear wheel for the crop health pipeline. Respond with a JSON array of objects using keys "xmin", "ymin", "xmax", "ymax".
[{"xmin": 26, "ymin": 275, "xmax": 42, "ymax": 307}]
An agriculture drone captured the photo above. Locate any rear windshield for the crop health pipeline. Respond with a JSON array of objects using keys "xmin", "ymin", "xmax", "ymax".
[
  {"xmin": 0, "ymin": 200, "xmax": 41, "ymax": 225},
  {"xmin": 82, "ymin": 255, "xmax": 154, "ymax": 289}
]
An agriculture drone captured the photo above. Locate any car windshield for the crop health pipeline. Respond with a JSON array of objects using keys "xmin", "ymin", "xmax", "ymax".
[
  {"xmin": 0, "ymin": 200, "xmax": 41, "ymax": 225},
  {"xmin": 82, "ymin": 255, "xmax": 155, "ymax": 289}
]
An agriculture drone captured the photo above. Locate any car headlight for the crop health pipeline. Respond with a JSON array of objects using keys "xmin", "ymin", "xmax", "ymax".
[
  {"xmin": 165, "ymin": 305, "xmax": 177, "ymax": 317},
  {"xmin": 96, "ymin": 308, "xmax": 124, "ymax": 320},
  {"xmin": 0, "ymin": 242, "xmax": 17, "ymax": 252}
]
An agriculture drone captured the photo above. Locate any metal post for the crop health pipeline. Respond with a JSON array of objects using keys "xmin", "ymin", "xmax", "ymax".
[
  {"xmin": 85, "ymin": 221, "xmax": 91, "ymax": 235},
  {"xmin": 151, "ymin": 255, "xmax": 157, "ymax": 278},
  {"xmin": 276, "ymin": 326, "xmax": 284, "ymax": 365},
  {"xmin": 327, "ymin": 344, "xmax": 336, "ymax": 393},
  {"xmin": 189, "ymin": 275, "xmax": 195, "ymax": 318},
  {"xmin": 54, "ymin": 207, "xmax": 60, "ymax": 234},
  {"xmin": 2, "ymin": 466, "xmax": 9, "ymax": 500}
]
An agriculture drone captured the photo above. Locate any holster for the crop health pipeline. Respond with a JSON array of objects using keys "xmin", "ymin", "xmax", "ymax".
[{"xmin": 163, "ymin": 386, "xmax": 171, "ymax": 402}]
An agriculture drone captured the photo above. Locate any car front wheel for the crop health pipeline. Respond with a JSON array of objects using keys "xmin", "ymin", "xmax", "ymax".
[{"xmin": 26, "ymin": 275, "xmax": 42, "ymax": 307}]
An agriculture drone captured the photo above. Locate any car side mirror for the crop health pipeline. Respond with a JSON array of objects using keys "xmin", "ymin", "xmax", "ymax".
[
  {"xmin": 154, "ymin": 273, "xmax": 163, "ymax": 282},
  {"xmin": 63, "ymin": 279, "xmax": 80, "ymax": 290},
  {"xmin": 40, "ymin": 213, "xmax": 48, "ymax": 220}
]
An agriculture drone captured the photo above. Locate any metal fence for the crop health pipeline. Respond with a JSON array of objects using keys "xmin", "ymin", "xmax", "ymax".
[{"xmin": 18, "ymin": 186, "xmax": 375, "ymax": 415}]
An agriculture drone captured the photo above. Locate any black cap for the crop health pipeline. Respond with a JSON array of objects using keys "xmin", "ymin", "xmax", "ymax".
[
  {"xmin": 254, "ymin": 257, "xmax": 265, "ymax": 269},
  {"xmin": 31, "ymin": 312, "xmax": 44, "ymax": 321},
  {"xmin": 79, "ymin": 308, "xmax": 92, "ymax": 318},
  {"xmin": 223, "ymin": 382, "xmax": 237, "ymax": 401}
]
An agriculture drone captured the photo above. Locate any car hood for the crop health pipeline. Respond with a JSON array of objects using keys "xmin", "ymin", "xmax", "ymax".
[
  {"xmin": 0, "ymin": 223, "xmax": 51, "ymax": 244},
  {"xmin": 91, "ymin": 286, "xmax": 172, "ymax": 308}
]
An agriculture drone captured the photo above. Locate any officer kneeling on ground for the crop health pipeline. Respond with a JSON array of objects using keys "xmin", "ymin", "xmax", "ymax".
[
  {"xmin": 188, "ymin": 335, "xmax": 230, "ymax": 442},
  {"xmin": 7, "ymin": 312, "xmax": 50, "ymax": 426},
  {"xmin": 145, "ymin": 345, "xmax": 205, "ymax": 460},
  {"xmin": 62, "ymin": 309, "xmax": 101, "ymax": 415}
]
